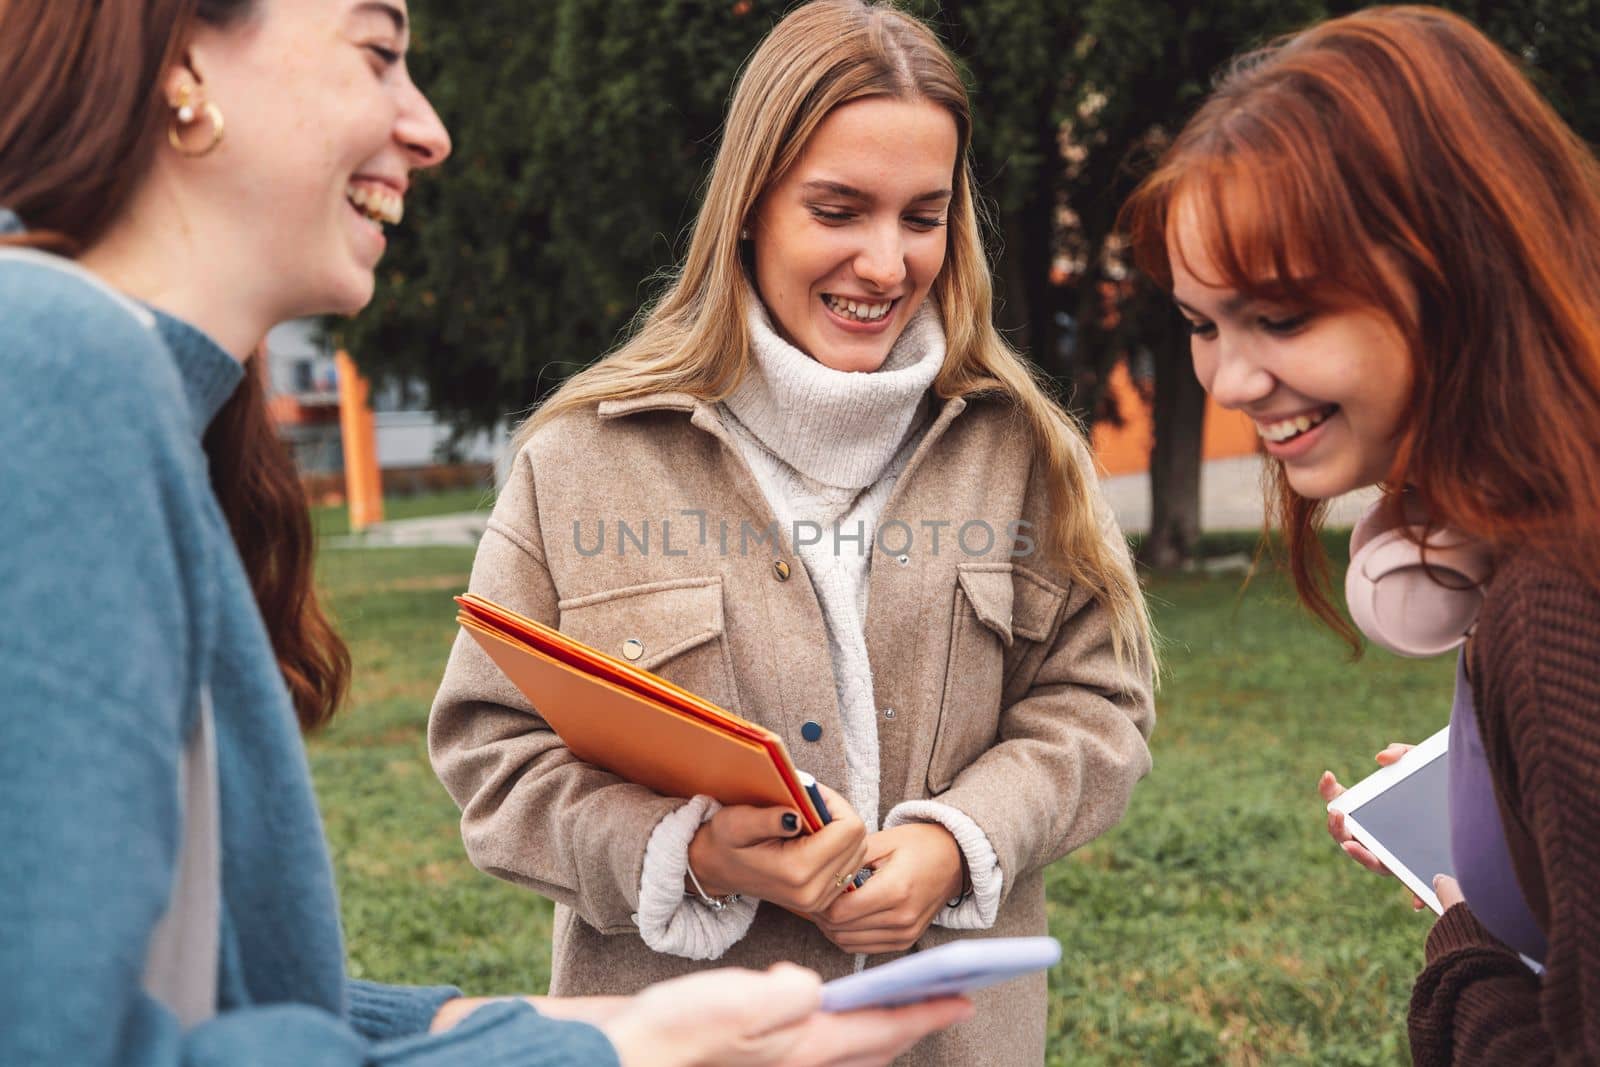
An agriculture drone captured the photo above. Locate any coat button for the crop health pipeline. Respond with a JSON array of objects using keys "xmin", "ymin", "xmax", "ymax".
[
  {"xmin": 773, "ymin": 560, "xmax": 791, "ymax": 581},
  {"xmin": 883, "ymin": 708, "xmax": 896, "ymax": 720},
  {"xmin": 801, "ymin": 720, "xmax": 823, "ymax": 742},
  {"xmin": 621, "ymin": 638, "xmax": 645, "ymax": 661}
]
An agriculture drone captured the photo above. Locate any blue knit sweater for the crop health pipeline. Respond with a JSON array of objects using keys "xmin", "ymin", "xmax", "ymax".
[{"xmin": 0, "ymin": 249, "xmax": 619, "ymax": 1066}]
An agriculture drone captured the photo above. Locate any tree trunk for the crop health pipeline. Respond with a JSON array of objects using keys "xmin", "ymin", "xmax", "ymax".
[
  {"xmin": 994, "ymin": 214, "xmax": 1032, "ymax": 347},
  {"xmin": 1019, "ymin": 117, "xmax": 1062, "ymax": 377},
  {"xmin": 993, "ymin": 197, "xmax": 1061, "ymax": 370},
  {"xmin": 1139, "ymin": 340, "xmax": 1207, "ymax": 569}
]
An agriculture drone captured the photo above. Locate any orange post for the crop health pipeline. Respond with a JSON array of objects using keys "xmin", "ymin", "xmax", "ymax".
[{"xmin": 336, "ymin": 350, "xmax": 384, "ymax": 531}]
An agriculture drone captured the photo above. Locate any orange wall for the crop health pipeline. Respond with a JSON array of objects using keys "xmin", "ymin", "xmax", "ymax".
[{"xmin": 1090, "ymin": 361, "xmax": 1258, "ymax": 476}]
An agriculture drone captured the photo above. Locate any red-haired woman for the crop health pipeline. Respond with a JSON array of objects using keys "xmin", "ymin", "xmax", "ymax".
[
  {"xmin": 1123, "ymin": 6, "xmax": 1600, "ymax": 1063},
  {"xmin": 0, "ymin": 1, "xmax": 962, "ymax": 1063}
]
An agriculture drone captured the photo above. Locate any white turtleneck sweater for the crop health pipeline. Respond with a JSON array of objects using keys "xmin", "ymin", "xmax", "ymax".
[{"xmin": 631, "ymin": 298, "xmax": 1003, "ymax": 960}]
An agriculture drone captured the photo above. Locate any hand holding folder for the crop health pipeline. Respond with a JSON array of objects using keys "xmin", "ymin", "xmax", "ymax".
[{"xmin": 455, "ymin": 593, "xmax": 832, "ymax": 830}]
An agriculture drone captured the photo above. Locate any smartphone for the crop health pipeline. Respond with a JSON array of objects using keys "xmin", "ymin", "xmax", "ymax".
[{"xmin": 819, "ymin": 937, "xmax": 1062, "ymax": 1012}]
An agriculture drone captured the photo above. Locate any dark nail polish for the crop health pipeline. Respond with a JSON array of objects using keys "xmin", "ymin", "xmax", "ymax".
[{"xmin": 782, "ymin": 813, "xmax": 799, "ymax": 833}]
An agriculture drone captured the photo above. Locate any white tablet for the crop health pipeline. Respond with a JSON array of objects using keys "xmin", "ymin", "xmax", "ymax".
[
  {"xmin": 1326, "ymin": 726, "xmax": 1452, "ymax": 913},
  {"xmin": 818, "ymin": 936, "xmax": 1062, "ymax": 1013}
]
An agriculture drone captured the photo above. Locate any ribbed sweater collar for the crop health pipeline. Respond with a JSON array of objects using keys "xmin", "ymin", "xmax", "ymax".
[
  {"xmin": 722, "ymin": 294, "xmax": 945, "ymax": 490},
  {"xmin": 0, "ymin": 221, "xmax": 244, "ymax": 435},
  {"xmin": 150, "ymin": 309, "xmax": 246, "ymax": 436}
]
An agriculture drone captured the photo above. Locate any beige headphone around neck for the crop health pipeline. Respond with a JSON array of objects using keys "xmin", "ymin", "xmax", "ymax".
[{"xmin": 1344, "ymin": 493, "xmax": 1494, "ymax": 658}]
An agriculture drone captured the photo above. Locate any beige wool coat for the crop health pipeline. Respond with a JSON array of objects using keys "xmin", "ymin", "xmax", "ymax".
[{"xmin": 429, "ymin": 390, "xmax": 1156, "ymax": 1065}]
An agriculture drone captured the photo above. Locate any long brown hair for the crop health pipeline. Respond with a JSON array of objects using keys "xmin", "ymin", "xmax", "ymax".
[
  {"xmin": 0, "ymin": 0, "xmax": 351, "ymax": 729},
  {"xmin": 526, "ymin": 0, "xmax": 1154, "ymax": 671},
  {"xmin": 1123, "ymin": 5, "xmax": 1600, "ymax": 639}
]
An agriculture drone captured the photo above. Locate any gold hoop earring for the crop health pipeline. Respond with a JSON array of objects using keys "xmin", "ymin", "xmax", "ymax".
[{"xmin": 168, "ymin": 97, "xmax": 225, "ymax": 158}]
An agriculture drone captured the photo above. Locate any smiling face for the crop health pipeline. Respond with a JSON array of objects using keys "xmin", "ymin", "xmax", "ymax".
[
  {"xmin": 749, "ymin": 95, "xmax": 957, "ymax": 372},
  {"xmin": 1168, "ymin": 195, "xmax": 1415, "ymax": 499},
  {"xmin": 173, "ymin": 0, "xmax": 450, "ymax": 318}
]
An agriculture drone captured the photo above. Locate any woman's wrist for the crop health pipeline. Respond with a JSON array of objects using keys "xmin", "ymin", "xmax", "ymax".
[
  {"xmin": 602, "ymin": 1014, "xmax": 670, "ymax": 1067},
  {"xmin": 432, "ymin": 995, "xmax": 633, "ymax": 1033},
  {"xmin": 429, "ymin": 996, "xmax": 505, "ymax": 1032},
  {"xmin": 685, "ymin": 822, "xmax": 736, "ymax": 899},
  {"xmin": 921, "ymin": 823, "xmax": 966, "ymax": 902},
  {"xmin": 684, "ymin": 856, "xmax": 743, "ymax": 912},
  {"xmin": 527, "ymin": 994, "xmax": 633, "ymax": 1025},
  {"xmin": 946, "ymin": 852, "xmax": 972, "ymax": 908}
]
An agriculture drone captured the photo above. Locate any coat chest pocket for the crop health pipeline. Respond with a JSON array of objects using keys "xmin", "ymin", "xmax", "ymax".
[
  {"xmin": 926, "ymin": 563, "xmax": 1066, "ymax": 793},
  {"xmin": 556, "ymin": 577, "xmax": 742, "ymax": 713}
]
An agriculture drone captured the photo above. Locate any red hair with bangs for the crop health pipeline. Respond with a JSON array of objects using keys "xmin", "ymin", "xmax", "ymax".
[{"xmin": 1122, "ymin": 4, "xmax": 1600, "ymax": 641}]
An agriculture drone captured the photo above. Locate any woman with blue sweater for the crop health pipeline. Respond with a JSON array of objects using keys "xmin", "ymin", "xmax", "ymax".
[{"xmin": 0, "ymin": 1, "xmax": 965, "ymax": 1064}]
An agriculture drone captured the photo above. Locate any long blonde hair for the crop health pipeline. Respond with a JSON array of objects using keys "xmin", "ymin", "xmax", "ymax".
[{"xmin": 524, "ymin": 0, "xmax": 1152, "ymax": 665}]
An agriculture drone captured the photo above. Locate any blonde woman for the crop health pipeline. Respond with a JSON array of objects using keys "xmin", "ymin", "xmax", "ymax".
[{"xmin": 430, "ymin": 1, "xmax": 1155, "ymax": 1061}]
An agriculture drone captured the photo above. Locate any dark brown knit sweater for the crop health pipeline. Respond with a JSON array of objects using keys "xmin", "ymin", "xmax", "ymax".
[{"xmin": 1408, "ymin": 546, "xmax": 1600, "ymax": 1065}]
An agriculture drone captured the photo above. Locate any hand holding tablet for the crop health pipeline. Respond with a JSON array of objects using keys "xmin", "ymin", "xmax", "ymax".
[
  {"xmin": 1323, "ymin": 727, "xmax": 1452, "ymax": 913},
  {"xmin": 1320, "ymin": 742, "xmax": 1425, "ymax": 907},
  {"xmin": 1322, "ymin": 727, "xmax": 1545, "ymax": 975}
]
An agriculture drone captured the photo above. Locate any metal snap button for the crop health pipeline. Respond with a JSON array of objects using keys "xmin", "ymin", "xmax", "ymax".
[
  {"xmin": 883, "ymin": 708, "xmax": 896, "ymax": 720},
  {"xmin": 773, "ymin": 560, "xmax": 791, "ymax": 581},
  {"xmin": 621, "ymin": 638, "xmax": 645, "ymax": 661},
  {"xmin": 897, "ymin": 554, "xmax": 910, "ymax": 566},
  {"xmin": 801, "ymin": 720, "xmax": 823, "ymax": 742}
]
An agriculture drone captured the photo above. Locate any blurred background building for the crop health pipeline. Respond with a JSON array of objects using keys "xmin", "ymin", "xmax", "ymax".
[{"xmin": 263, "ymin": 320, "xmax": 501, "ymax": 503}]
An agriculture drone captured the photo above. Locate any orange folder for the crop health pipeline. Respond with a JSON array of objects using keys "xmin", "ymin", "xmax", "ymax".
[{"xmin": 455, "ymin": 593, "xmax": 828, "ymax": 832}]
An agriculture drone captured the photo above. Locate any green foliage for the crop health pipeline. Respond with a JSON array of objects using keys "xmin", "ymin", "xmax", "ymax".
[
  {"xmin": 312, "ymin": 539, "xmax": 1455, "ymax": 1062},
  {"xmin": 1446, "ymin": 0, "xmax": 1600, "ymax": 141},
  {"xmin": 343, "ymin": 0, "xmax": 1599, "ymax": 436},
  {"xmin": 1057, "ymin": 0, "xmax": 1340, "ymax": 419},
  {"xmin": 1069, "ymin": 0, "xmax": 1597, "ymax": 406},
  {"xmin": 338, "ymin": 1, "xmax": 772, "ymax": 430}
]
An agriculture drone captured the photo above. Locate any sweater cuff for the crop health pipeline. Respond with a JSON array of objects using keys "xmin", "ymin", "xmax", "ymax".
[
  {"xmin": 884, "ymin": 800, "xmax": 1003, "ymax": 929},
  {"xmin": 633, "ymin": 795, "xmax": 759, "ymax": 959},
  {"xmin": 347, "ymin": 978, "xmax": 463, "ymax": 1041},
  {"xmin": 1425, "ymin": 902, "xmax": 1500, "ymax": 965},
  {"xmin": 372, "ymin": 999, "xmax": 620, "ymax": 1067}
]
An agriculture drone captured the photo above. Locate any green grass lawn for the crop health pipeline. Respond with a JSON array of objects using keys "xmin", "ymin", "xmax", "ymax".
[
  {"xmin": 310, "ymin": 540, "xmax": 1452, "ymax": 1065},
  {"xmin": 310, "ymin": 486, "xmax": 495, "ymax": 538}
]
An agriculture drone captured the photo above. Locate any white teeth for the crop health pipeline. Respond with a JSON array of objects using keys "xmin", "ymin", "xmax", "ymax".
[
  {"xmin": 1257, "ymin": 407, "xmax": 1334, "ymax": 443},
  {"xmin": 825, "ymin": 294, "xmax": 893, "ymax": 322},
  {"xmin": 345, "ymin": 183, "xmax": 403, "ymax": 226}
]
